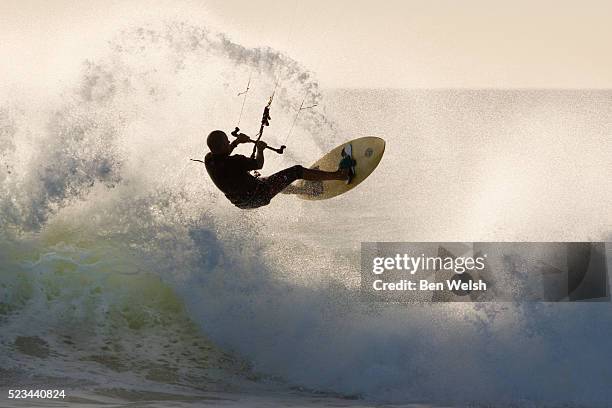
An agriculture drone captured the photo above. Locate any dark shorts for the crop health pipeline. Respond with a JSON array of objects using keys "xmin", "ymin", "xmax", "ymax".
[{"xmin": 230, "ymin": 165, "xmax": 304, "ymax": 209}]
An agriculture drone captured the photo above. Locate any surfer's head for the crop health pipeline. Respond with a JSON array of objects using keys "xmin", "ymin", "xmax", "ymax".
[{"xmin": 207, "ymin": 130, "xmax": 230, "ymax": 155}]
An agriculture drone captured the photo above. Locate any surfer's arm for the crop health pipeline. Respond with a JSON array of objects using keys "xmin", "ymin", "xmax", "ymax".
[
  {"xmin": 228, "ymin": 139, "xmax": 240, "ymax": 154},
  {"xmin": 253, "ymin": 141, "xmax": 266, "ymax": 169},
  {"xmin": 228, "ymin": 133, "xmax": 250, "ymax": 154},
  {"xmin": 231, "ymin": 153, "xmax": 262, "ymax": 171}
]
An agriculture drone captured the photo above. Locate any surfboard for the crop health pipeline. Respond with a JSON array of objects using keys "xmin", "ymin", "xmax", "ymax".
[{"xmin": 296, "ymin": 136, "xmax": 385, "ymax": 200}]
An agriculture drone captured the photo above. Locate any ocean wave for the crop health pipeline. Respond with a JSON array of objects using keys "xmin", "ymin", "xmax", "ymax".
[{"xmin": 1, "ymin": 16, "xmax": 612, "ymax": 408}]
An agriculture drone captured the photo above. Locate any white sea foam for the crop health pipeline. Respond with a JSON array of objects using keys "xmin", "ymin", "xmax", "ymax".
[{"xmin": 1, "ymin": 13, "xmax": 612, "ymax": 408}]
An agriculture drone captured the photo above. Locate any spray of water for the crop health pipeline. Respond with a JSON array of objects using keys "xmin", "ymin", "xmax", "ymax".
[{"xmin": 1, "ymin": 16, "xmax": 612, "ymax": 408}]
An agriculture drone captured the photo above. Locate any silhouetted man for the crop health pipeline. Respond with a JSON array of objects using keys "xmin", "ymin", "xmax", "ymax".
[{"xmin": 203, "ymin": 130, "xmax": 350, "ymax": 209}]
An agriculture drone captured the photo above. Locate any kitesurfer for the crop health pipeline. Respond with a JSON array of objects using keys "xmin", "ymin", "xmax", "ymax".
[{"xmin": 202, "ymin": 130, "xmax": 352, "ymax": 209}]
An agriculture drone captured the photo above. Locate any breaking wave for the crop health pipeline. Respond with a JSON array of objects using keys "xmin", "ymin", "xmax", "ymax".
[{"xmin": 1, "ymin": 17, "xmax": 612, "ymax": 408}]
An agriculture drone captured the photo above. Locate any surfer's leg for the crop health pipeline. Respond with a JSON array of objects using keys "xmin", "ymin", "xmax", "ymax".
[
  {"xmin": 261, "ymin": 165, "xmax": 307, "ymax": 198},
  {"xmin": 301, "ymin": 167, "xmax": 348, "ymax": 181},
  {"xmin": 264, "ymin": 165, "xmax": 347, "ymax": 198}
]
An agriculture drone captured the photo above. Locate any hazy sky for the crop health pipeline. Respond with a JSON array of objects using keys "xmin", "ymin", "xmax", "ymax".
[{"xmin": 2, "ymin": 0, "xmax": 612, "ymax": 89}]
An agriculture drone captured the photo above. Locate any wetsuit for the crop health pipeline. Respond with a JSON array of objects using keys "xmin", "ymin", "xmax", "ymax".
[{"xmin": 205, "ymin": 153, "xmax": 304, "ymax": 209}]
